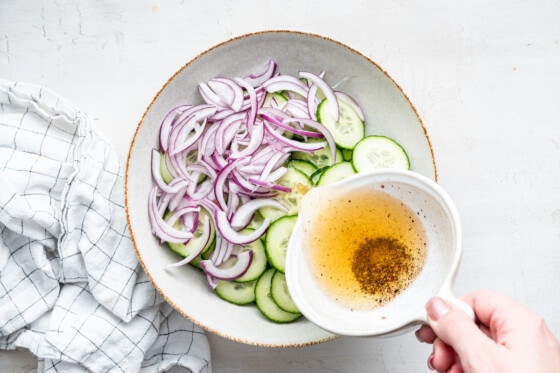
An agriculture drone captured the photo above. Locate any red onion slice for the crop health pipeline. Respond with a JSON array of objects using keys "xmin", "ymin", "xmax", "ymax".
[
  {"xmin": 299, "ymin": 71, "xmax": 339, "ymax": 121},
  {"xmin": 148, "ymin": 187, "xmax": 194, "ymax": 243},
  {"xmin": 335, "ymin": 91, "xmax": 365, "ymax": 121},
  {"xmin": 200, "ymin": 250, "xmax": 253, "ymax": 281},
  {"xmin": 243, "ymin": 58, "xmax": 277, "ymax": 87},
  {"xmin": 166, "ymin": 213, "xmax": 213, "ymax": 268},
  {"xmin": 230, "ymin": 199, "xmax": 288, "ymax": 230},
  {"xmin": 214, "ymin": 210, "xmax": 270, "ymax": 245},
  {"xmin": 263, "ymin": 75, "xmax": 309, "ymax": 98}
]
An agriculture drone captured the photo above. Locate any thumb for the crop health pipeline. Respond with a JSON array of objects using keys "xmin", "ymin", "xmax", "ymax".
[{"xmin": 426, "ymin": 296, "xmax": 493, "ymax": 359}]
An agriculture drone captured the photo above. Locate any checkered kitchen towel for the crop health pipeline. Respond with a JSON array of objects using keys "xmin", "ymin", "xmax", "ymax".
[{"xmin": 0, "ymin": 80, "xmax": 211, "ymax": 372}]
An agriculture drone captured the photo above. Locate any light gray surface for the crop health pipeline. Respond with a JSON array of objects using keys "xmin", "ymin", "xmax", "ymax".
[{"xmin": 2, "ymin": 1, "xmax": 560, "ymax": 372}]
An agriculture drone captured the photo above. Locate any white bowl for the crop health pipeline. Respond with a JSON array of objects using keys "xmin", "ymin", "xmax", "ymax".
[
  {"xmin": 286, "ymin": 169, "xmax": 468, "ymax": 337},
  {"xmin": 125, "ymin": 30, "xmax": 436, "ymax": 347}
]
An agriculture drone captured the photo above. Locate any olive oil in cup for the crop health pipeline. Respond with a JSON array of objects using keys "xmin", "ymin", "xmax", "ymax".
[{"xmin": 285, "ymin": 169, "xmax": 473, "ymax": 337}]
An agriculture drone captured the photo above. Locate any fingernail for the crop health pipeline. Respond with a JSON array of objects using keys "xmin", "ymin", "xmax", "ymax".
[
  {"xmin": 427, "ymin": 353, "xmax": 435, "ymax": 370},
  {"xmin": 414, "ymin": 329, "xmax": 423, "ymax": 342},
  {"xmin": 426, "ymin": 296, "xmax": 451, "ymax": 321}
]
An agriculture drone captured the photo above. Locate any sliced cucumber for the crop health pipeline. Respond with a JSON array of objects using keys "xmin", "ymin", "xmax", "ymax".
[
  {"xmin": 310, "ymin": 166, "xmax": 328, "ymax": 185},
  {"xmin": 159, "ymin": 152, "xmax": 174, "ymax": 183},
  {"xmin": 262, "ymin": 92, "xmax": 288, "ymax": 108},
  {"xmin": 291, "ymin": 139, "xmax": 343, "ymax": 169},
  {"xmin": 271, "ymin": 271, "xmax": 300, "ymax": 314},
  {"xmin": 215, "ymin": 279, "xmax": 257, "ymax": 305},
  {"xmin": 161, "ymin": 150, "xmax": 207, "ymax": 184},
  {"xmin": 167, "ymin": 209, "xmax": 215, "ymax": 259},
  {"xmin": 287, "ymin": 159, "xmax": 318, "ymax": 178},
  {"xmin": 234, "ymin": 235, "xmax": 267, "ymax": 283},
  {"xmin": 352, "ymin": 135, "xmax": 410, "ymax": 172},
  {"xmin": 265, "ymin": 215, "xmax": 297, "ymax": 273},
  {"xmin": 189, "ymin": 240, "xmax": 215, "ymax": 270},
  {"xmin": 316, "ymin": 97, "xmax": 365, "ymax": 150},
  {"xmin": 259, "ymin": 168, "xmax": 312, "ymax": 222},
  {"xmin": 255, "ymin": 268, "xmax": 302, "ymax": 323},
  {"xmin": 317, "ymin": 161, "xmax": 357, "ymax": 186},
  {"xmin": 342, "ymin": 148, "xmax": 354, "ymax": 161}
]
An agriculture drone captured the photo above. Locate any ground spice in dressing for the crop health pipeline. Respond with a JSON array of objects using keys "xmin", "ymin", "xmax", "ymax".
[
  {"xmin": 352, "ymin": 237, "xmax": 417, "ymax": 304},
  {"xmin": 305, "ymin": 187, "xmax": 427, "ymax": 310}
]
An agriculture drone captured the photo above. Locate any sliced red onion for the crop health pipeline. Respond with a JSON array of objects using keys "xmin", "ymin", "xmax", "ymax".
[
  {"xmin": 299, "ymin": 71, "xmax": 339, "ymax": 121},
  {"xmin": 210, "ymin": 235, "xmax": 235, "ymax": 266},
  {"xmin": 263, "ymin": 75, "xmax": 309, "ymax": 98},
  {"xmin": 262, "ymin": 120, "xmax": 327, "ymax": 153},
  {"xmin": 152, "ymin": 60, "xmax": 368, "ymax": 289},
  {"xmin": 282, "ymin": 118, "xmax": 337, "ymax": 162},
  {"xmin": 335, "ymin": 91, "xmax": 365, "ymax": 121},
  {"xmin": 243, "ymin": 58, "xmax": 277, "ymax": 87},
  {"xmin": 166, "ymin": 213, "xmax": 213, "ymax": 268},
  {"xmin": 148, "ymin": 187, "xmax": 193, "ymax": 243},
  {"xmin": 259, "ymin": 109, "xmax": 323, "ymax": 138},
  {"xmin": 214, "ymin": 210, "xmax": 270, "ymax": 245},
  {"xmin": 199, "ymin": 82, "xmax": 228, "ymax": 108},
  {"xmin": 230, "ymin": 199, "xmax": 288, "ymax": 229},
  {"xmin": 208, "ymin": 78, "xmax": 244, "ymax": 112},
  {"xmin": 284, "ymin": 99, "xmax": 310, "ymax": 119},
  {"xmin": 247, "ymin": 177, "xmax": 291, "ymax": 193},
  {"xmin": 263, "ymin": 166, "xmax": 288, "ymax": 183},
  {"xmin": 159, "ymin": 105, "xmax": 191, "ymax": 153},
  {"xmin": 164, "ymin": 206, "xmax": 200, "ymax": 232},
  {"xmin": 170, "ymin": 120, "xmax": 207, "ymax": 156},
  {"xmin": 234, "ymin": 77, "xmax": 258, "ymax": 127},
  {"xmin": 151, "ymin": 150, "xmax": 188, "ymax": 193},
  {"xmin": 200, "ymin": 250, "xmax": 253, "ymax": 280},
  {"xmin": 229, "ymin": 120, "xmax": 264, "ymax": 160},
  {"xmin": 214, "ymin": 157, "xmax": 250, "ymax": 210},
  {"xmin": 254, "ymin": 152, "xmax": 288, "ymax": 182}
]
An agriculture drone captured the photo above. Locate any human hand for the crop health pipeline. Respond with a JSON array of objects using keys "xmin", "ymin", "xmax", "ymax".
[{"xmin": 415, "ymin": 289, "xmax": 560, "ymax": 372}]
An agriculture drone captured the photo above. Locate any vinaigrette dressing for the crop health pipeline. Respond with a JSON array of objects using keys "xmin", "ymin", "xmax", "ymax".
[{"xmin": 303, "ymin": 187, "xmax": 427, "ymax": 310}]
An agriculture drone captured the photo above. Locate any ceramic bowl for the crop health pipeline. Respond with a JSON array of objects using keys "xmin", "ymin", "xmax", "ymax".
[{"xmin": 125, "ymin": 30, "xmax": 436, "ymax": 346}]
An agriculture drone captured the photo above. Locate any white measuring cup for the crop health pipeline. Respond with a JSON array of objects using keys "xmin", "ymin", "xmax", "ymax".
[{"xmin": 285, "ymin": 169, "xmax": 473, "ymax": 337}]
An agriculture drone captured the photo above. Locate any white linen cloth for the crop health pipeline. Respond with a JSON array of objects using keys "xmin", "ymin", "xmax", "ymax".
[{"xmin": 0, "ymin": 80, "xmax": 212, "ymax": 372}]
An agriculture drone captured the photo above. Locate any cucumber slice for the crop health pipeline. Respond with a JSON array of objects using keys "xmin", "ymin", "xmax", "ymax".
[
  {"xmin": 352, "ymin": 135, "xmax": 410, "ymax": 172},
  {"xmin": 265, "ymin": 215, "xmax": 297, "ymax": 273},
  {"xmin": 255, "ymin": 268, "xmax": 302, "ymax": 323},
  {"xmin": 287, "ymin": 159, "xmax": 318, "ymax": 178},
  {"xmin": 234, "ymin": 235, "xmax": 267, "ymax": 283},
  {"xmin": 342, "ymin": 148, "xmax": 353, "ymax": 161},
  {"xmin": 189, "ymin": 240, "xmax": 215, "ymax": 270},
  {"xmin": 317, "ymin": 161, "xmax": 356, "ymax": 186},
  {"xmin": 161, "ymin": 150, "xmax": 207, "ymax": 184},
  {"xmin": 262, "ymin": 92, "xmax": 288, "ymax": 108},
  {"xmin": 159, "ymin": 152, "xmax": 174, "ymax": 183},
  {"xmin": 310, "ymin": 166, "xmax": 328, "ymax": 185},
  {"xmin": 316, "ymin": 98, "xmax": 365, "ymax": 150},
  {"xmin": 259, "ymin": 168, "xmax": 312, "ymax": 222},
  {"xmin": 167, "ymin": 209, "xmax": 215, "ymax": 259},
  {"xmin": 215, "ymin": 279, "xmax": 257, "ymax": 305},
  {"xmin": 292, "ymin": 139, "xmax": 343, "ymax": 168},
  {"xmin": 271, "ymin": 271, "xmax": 300, "ymax": 314}
]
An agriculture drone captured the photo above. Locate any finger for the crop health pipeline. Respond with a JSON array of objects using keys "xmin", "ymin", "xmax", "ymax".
[
  {"xmin": 447, "ymin": 361, "xmax": 465, "ymax": 373},
  {"xmin": 429, "ymin": 338, "xmax": 456, "ymax": 372},
  {"xmin": 416, "ymin": 324, "xmax": 437, "ymax": 344},
  {"xmin": 461, "ymin": 289, "xmax": 540, "ymax": 342},
  {"xmin": 426, "ymin": 296, "xmax": 494, "ymax": 360},
  {"xmin": 461, "ymin": 289, "xmax": 531, "ymax": 331}
]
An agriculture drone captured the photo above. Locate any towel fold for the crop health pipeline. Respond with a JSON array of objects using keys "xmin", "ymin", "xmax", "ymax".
[{"xmin": 0, "ymin": 80, "xmax": 212, "ymax": 372}]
